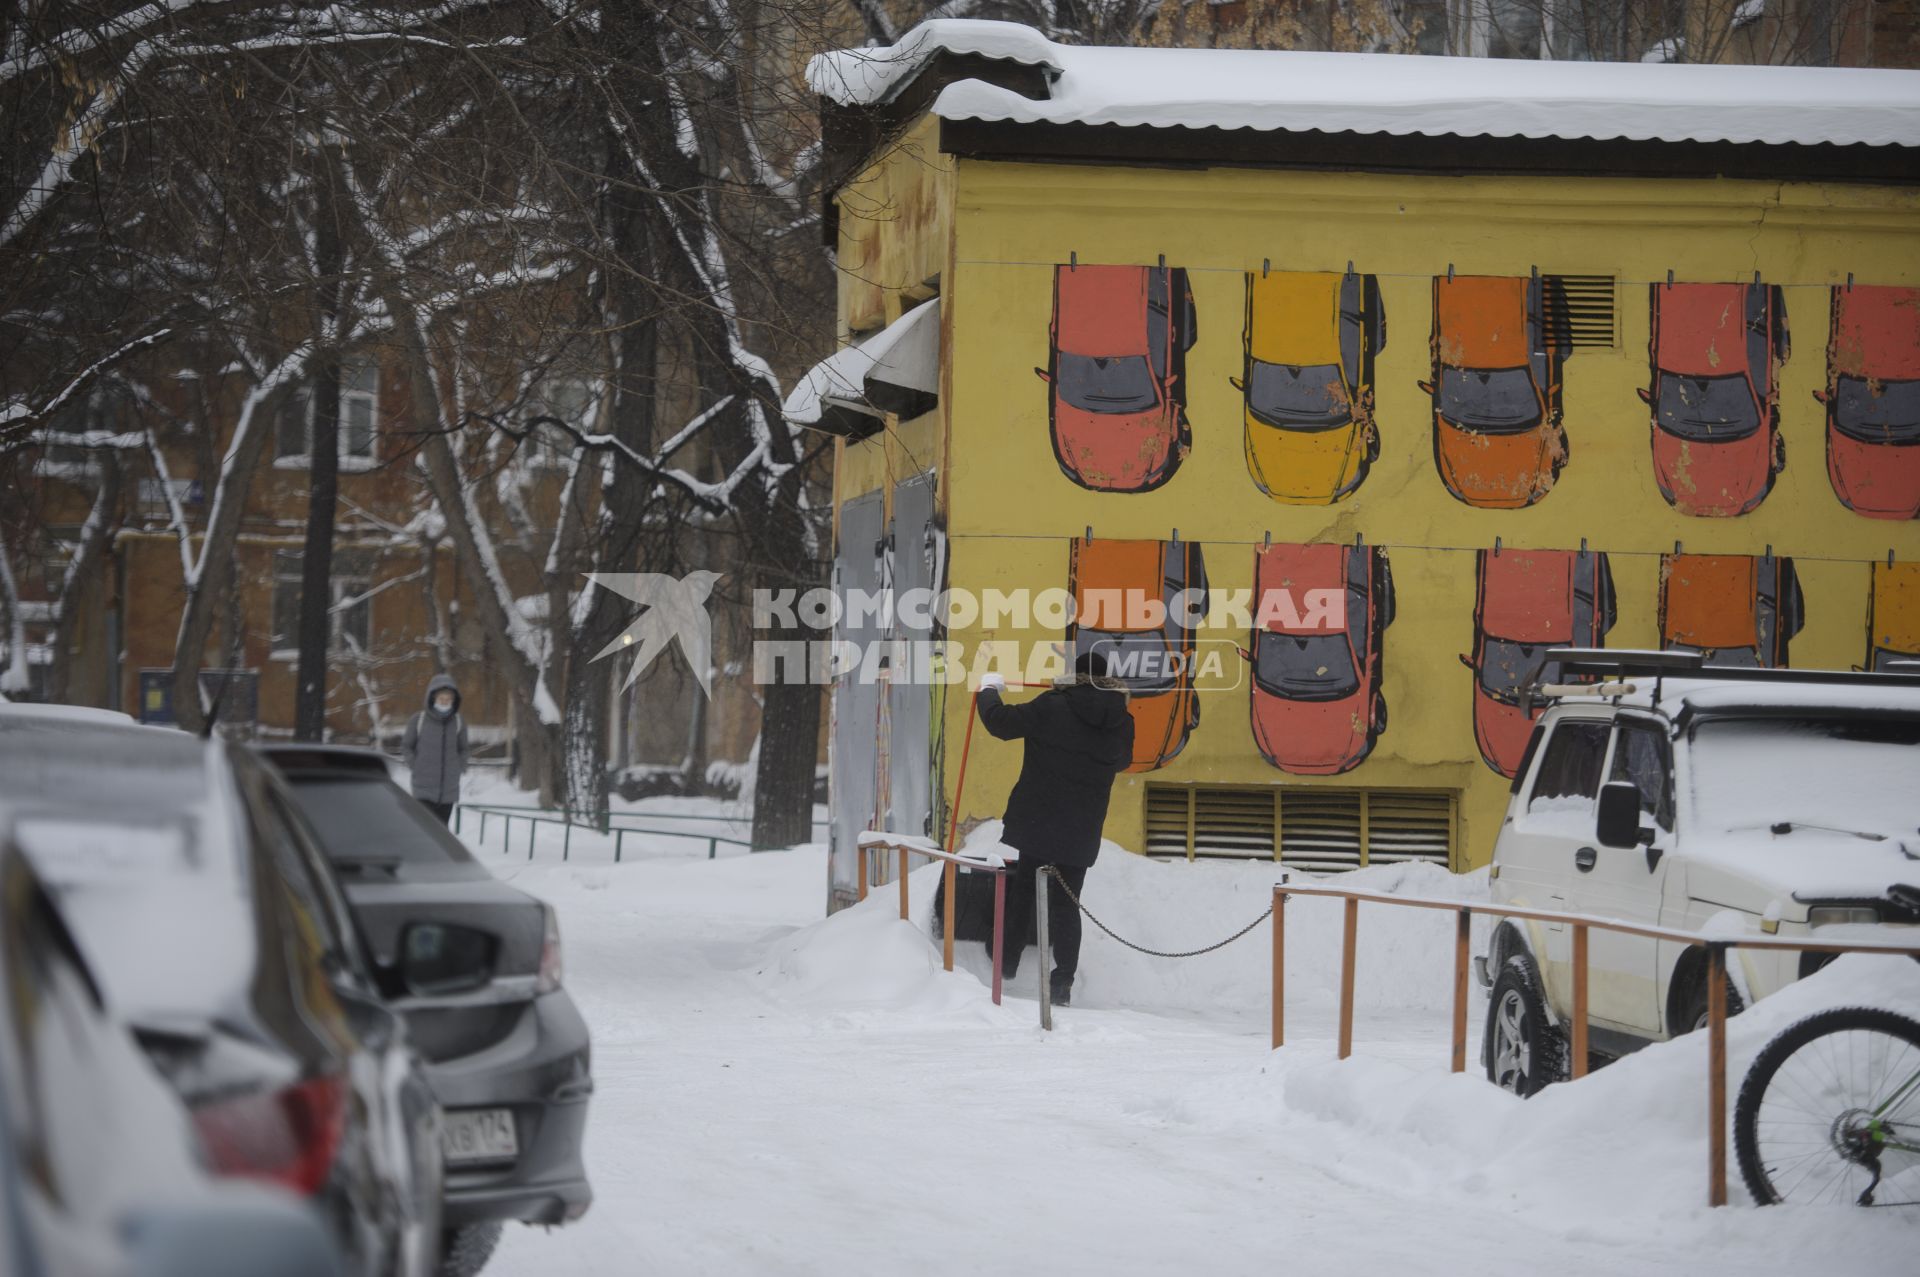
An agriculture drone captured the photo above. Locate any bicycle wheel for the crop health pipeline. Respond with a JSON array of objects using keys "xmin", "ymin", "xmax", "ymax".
[{"xmin": 1735, "ymin": 1006, "xmax": 1920, "ymax": 1206}]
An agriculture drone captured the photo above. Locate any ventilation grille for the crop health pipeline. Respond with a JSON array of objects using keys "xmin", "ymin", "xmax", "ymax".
[
  {"xmin": 1145, "ymin": 785, "xmax": 1454, "ymax": 872},
  {"xmin": 1544, "ymin": 275, "xmax": 1617, "ymax": 349}
]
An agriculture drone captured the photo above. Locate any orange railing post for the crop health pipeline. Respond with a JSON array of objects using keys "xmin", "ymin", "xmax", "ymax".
[
  {"xmin": 1271, "ymin": 887, "xmax": 1286, "ymax": 1050},
  {"xmin": 897, "ymin": 846, "xmax": 910, "ymax": 922},
  {"xmin": 857, "ymin": 842, "xmax": 868, "ymax": 903},
  {"xmin": 1337, "ymin": 896, "xmax": 1358, "ymax": 1060},
  {"xmin": 1707, "ymin": 944, "xmax": 1729, "ymax": 1208},
  {"xmin": 1451, "ymin": 908, "xmax": 1471, "ymax": 1073},
  {"xmin": 1571, "ymin": 923, "xmax": 1590, "ymax": 1079}
]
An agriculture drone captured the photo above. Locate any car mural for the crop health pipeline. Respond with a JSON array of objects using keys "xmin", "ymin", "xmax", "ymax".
[
  {"xmin": 1819, "ymin": 284, "xmax": 1920, "ymax": 520},
  {"xmin": 1235, "ymin": 268, "xmax": 1385, "ymax": 504},
  {"xmin": 1461, "ymin": 547, "xmax": 1616, "ymax": 778},
  {"xmin": 1868, "ymin": 560, "xmax": 1920, "ymax": 672},
  {"xmin": 1038, "ymin": 263, "xmax": 1196, "ymax": 492},
  {"xmin": 1420, "ymin": 272, "xmax": 1571, "ymax": 509},
  {"xmin": 1659, "ymin": 552, "xmax": 1803, "ymax": 668},
  {"xmin": 1640, "ymin": 281, "xmax": 1789, "ymax": 517},
  {"xmin": 1067, "ymin": 536, "xmax": 1208, "ymax": 771},
  {"xmin": 1248, "ymin": 541, "xmax": 1394, "ymax": 775}
]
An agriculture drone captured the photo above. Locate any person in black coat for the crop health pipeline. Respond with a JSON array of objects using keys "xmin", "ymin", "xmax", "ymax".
[{"xmin": 976, "ymin": 649, "xmax": 1134, "ymax": 1005}]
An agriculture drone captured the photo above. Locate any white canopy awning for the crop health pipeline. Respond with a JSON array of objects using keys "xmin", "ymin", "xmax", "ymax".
[{"xmin": 783, "ymin": 297, "xmax": 940, "ymax": 437}]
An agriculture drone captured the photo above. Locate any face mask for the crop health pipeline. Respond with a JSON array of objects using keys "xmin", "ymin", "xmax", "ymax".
[{"xmin": 434, "ymin": 695, "xmax": 454, "ymax": 712}]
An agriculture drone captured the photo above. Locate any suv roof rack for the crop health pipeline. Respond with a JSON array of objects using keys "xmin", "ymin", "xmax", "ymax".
[{"xmin": 1529, "ymin": 648, "xmax": 1920, "ymax": 707}]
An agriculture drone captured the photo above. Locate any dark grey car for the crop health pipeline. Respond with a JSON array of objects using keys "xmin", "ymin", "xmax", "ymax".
[{"xmin": 261, "ymin": 746, "xmax": 592, "ymax": 1277}]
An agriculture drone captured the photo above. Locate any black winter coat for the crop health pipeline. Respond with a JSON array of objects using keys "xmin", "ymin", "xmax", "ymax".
[{"xmin": 977, "ymin": 678, "xmax": 1134, "ymax": 869}]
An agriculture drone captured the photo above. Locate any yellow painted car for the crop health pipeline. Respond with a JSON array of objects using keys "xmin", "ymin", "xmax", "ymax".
[
  {"xmin": 1869, "ymin": 561, "xmax": 1920, "ymax": 671},
  {"xmin": 1235, "ymin": 269, "xmax": 1385, "ymax": 504}
]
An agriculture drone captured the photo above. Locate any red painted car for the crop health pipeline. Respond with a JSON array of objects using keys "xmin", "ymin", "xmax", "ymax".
[
  {"xmin": 1462, "ymin": 548, "xmax": 1615, "ymax": 778},
  {"xmin": 1640, "ymin": 282, "xmax": 1789, "ymax": 517},
  {"xmin": 1820, "ymin": 284, "xmax": 1920, "ymax": 520},
  {"xmin": 1248, "ymin": 542, "xmax": 1393, "ymax": 775},
  {"xmin": 1038, "ymin": 264, "xmax": 1196, "ymax": 492}
]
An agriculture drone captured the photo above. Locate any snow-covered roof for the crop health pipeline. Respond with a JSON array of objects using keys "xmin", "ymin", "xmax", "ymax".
[
  {"xmin": 784, "ymin": 298, "xmax": 940, "ymax": 433},
  {"xmin": 808, "ymin": 19, "xmax": 1920, "ymax": 150}
]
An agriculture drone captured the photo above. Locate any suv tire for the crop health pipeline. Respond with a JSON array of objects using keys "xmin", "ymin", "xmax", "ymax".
[
  {"xmin": 439, "ymin": 1223, "xmax": 504, "ymax": 1277},
  {"xmin": 1485, "ymin": 956, "xmax": 1567, "ymax": 1097},
  {"xmin": 1674, "ymin": 968, "xmax": 1745, "ymax": 1036}
]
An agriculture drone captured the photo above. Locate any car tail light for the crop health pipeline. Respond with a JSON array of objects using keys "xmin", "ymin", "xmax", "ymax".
[
  {"xmin": 536, "ymin": 904, "xmax": 563, "ymax": 994},
  {"xmin": 192, "ymin": 1074, "xmax": 346, "ymax": 1196}
]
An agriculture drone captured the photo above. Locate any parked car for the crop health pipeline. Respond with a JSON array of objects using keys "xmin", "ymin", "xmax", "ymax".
[
  {"xmin": 1067, "ymin": 537, "xmax": 1207, "ymax": 771},
  {"xmin": 1659, "ymin": 552, "xmax": 1803, "ymax": 668},
  {"xmin": 1248, "ymin": 542, "xmax": 1393, "ymax": 775},
  {"xmin": 0, "ymin": 842, "xmax": 347, "ymax": 1277},
  {"xmin": 1869, "ymin": 560, "xmax": 1920, "ymax": 672},
  {"xmin": 1420, "ymin": 272, "xmax": 1571, "ymax": 509},
  {"xmin": 1463, "ymin": 547, "xmax": 1615, "ymax": 777},
  {"xmin": 1478, "ymin": 651, "xmax": 1920, "ymax": 1096},
  {"xmin": 1235, "ymin": 268, "xmax": 1385, "ymax": 504},
  {"xmin": 0, "ymin": 707, "xmax": 444, "ymax": 1276},
  {"xmin": 1038, "ymin": 263, "xmax": 1196, "ymax": 492},
  {"xmin": 260, "ymin": 745, "xmax": 592, "ymax": 1277},
  {"xmin": 1640, "ymin": 280, "xmax": 1789, "ymax": 517},
  {"xmin": 1819, "ymin": 283, "xmax": 1920, "ymax": 520}
]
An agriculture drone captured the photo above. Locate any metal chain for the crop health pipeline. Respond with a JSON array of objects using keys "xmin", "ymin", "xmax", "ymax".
[{"xmin": 1042, "ymin": 866, "xmax": 1272, "ymax": 959}]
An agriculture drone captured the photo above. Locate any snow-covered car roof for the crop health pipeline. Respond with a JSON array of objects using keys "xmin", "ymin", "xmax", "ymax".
[
  {"xmin": 1601, "ymin": 677, "xmax": 1920, "ymax": 720},
  {"xmin": 808, "ymin": 19, "xmax": 1920, "ymax": 150}
]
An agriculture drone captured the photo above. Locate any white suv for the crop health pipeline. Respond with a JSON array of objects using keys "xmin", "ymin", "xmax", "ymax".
[{"xmin": 1479, "ymin": 649, "xmax": 1920, "ymax": 1096}]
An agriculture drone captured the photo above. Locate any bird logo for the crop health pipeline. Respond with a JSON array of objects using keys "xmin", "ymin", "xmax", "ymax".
[{"xmin": 585, "ymin": 570, "xmax": 724, "ymax": 697}]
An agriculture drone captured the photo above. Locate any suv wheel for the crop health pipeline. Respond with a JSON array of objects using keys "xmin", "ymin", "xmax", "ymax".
[
  {"xmin": 1674, "ymin": 968, "xmax": 1745, "ymax": 1035},
  {"xmin": 1485, "ymin": 956, "xmax": 1567, "ymax": 1098},
  {"xmin": 439, "ymin": 1223, "xmax": 504, "ymax": 1277}
]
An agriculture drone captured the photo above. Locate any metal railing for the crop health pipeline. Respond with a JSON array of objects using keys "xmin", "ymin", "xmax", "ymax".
[
  {"xmin": 857, "ymin": 833, "xmax": 1015, "ymax": 1006},
  {"xmin": 455, "ymin": 802, "xmax": 802, "ymax": 861},
  {"xmin": 1269, "ymin": 881, "xmax": 1920, "ymax": 1207}
]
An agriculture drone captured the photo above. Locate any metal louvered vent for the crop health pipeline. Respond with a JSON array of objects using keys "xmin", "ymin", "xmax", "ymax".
[
  {"xmin": 1544, "ymin": 275, "xmax": 1617, "ymax": 349},
  {"xmin": 1145, "ymin": 785, "xmax": 1455, "ymax": 872}
]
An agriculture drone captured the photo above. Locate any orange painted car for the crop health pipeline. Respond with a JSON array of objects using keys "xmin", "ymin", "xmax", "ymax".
[
  {"xmin": 1420, "ymin": 273, "xmax": 1571, "ymax": 509},
  {"xmin": 1462, "ymin": 548, "xmax": 1615, "ymax": 778},
  {"xmin": 1659, "ymin": 552, "xmax": 1803, "ymax": 668},
  {"xmin": 1868, "ymin": 561, "xmax": 1920, "ymax": 671},
  {"xmin": 1235, "ymin": 269, "xmax": 1385, "ymax": 504},
  {"xmin": 1067, "ymin": 536, "xmax": 1207, "ymax": 772},
  {"xmin": 1640, "ymin": 282, "xmax": 1789, "ymax": 517},
  {"xmin": 1820, "ymin": 285, "xmax": 1920, "ymax": 520},
  {"xmin": 1039, "ymin": 264, "xmax": 1196, "ymax": 492},
  {"xmin": 1248, "ymin": 542, "xmax": 1393, "ymax": 775}
]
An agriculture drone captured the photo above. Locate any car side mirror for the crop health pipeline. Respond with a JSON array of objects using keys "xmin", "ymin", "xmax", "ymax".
[
  {"xmin": 1596, "ymin": 781, "xmax": 1652, "ymax": 851},
  {"xmin": 1457, "ymin": 652, "xmax": 1475, "ymax": 670},
  {"xmin": 398, "ymin": 920, "xmax": 497, "ymax": 997},
  {"xmin": 1229, "ymin": 376, "xmax": 1245, "ymax": 392},
  {"xmin": 1416, "ymin": 380, "xmax": 1435, "ymax": 396},
  {"xmin": 1812, "ymin": 387, "xmax": 1830, "ymax": 405},
  {"xmin": 1636, "ymin": 386, "xmax": 1653, "ymax": 405},
  {"xmin": 1033, "ymin": 367, "xmax": 1052, "ymax": 384}
]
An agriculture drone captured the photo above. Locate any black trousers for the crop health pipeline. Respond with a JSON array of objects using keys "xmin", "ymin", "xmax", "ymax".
[
  {"xmin": 421, "ymin": 799, "xmax": 454, "ymax": 827},
  {"xmin": 1001, "ymin": 861, "xmax": 1088, "ymax": 983}
]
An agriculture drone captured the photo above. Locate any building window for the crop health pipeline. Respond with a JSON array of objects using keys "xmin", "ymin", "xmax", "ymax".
[
  {"xmin": 276, "ymin": 361, "xmax": 379, "ymax": 465},
  {"xmin": 270, "ymin": 547, "xmax": 373, "ymax": 655},
  {"xmin": 524, "ymin": 376, "xmax": 596, "ymax": 470},
  {"xmin": 1145, "ymin": 784, "xmax": 1457, "ymax": 871}
]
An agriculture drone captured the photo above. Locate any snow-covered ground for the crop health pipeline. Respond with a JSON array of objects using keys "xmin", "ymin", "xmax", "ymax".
[{"xmin": 471, "ymin": 812, "xmax": 1920, "ymax": 1276}]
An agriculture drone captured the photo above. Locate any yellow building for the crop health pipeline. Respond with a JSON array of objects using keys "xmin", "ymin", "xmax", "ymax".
[{"xmin": 796, "ymin": 22, "xmax": 1920, "ymax": 912}]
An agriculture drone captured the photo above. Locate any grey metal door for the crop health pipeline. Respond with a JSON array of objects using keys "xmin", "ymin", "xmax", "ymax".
[
  {"xmin": 886, "ymin": 473, "xmax": 938, "ymax": 843},
  {"xmin": 827, "ymin": 491, "xmax": 884, "ymax": 914}
]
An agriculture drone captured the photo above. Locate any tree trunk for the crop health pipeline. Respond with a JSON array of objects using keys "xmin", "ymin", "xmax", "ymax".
[
  {"xmin": 45, "ymin": 458, "xmax": 122, "ymax": 703},
  {"xmin": 293, "ymin": 356, "xmax": 340, "ymax": 740}
]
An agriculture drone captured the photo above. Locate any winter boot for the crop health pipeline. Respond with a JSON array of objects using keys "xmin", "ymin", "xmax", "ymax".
[{"xmin": 1049, "ymin": 973, "xmax": 1073, "ymax": 1007}]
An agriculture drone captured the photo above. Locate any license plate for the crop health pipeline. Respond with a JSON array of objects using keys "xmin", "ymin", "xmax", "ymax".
[{"xmin": 442, "ymin": 1108, "xmax": 518, "ymax": 1165}]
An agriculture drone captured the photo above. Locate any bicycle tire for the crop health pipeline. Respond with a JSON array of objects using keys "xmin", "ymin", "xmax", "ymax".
[{"xmin": 1735, "ymin": 1006, "xmax": 1920, "ymax": 1206}]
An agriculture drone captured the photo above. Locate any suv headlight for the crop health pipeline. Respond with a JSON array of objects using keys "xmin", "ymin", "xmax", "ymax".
[{"xmin": 1807, "ymin": 905, "xmax": 1881, "ymax": 927}]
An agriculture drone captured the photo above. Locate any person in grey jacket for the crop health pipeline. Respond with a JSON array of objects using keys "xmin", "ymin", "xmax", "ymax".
[{"xmin": 403, "ymin": 673, "xmax": 469, "ymax": 825}]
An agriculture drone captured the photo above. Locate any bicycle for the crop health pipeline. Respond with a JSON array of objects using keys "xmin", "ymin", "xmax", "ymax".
[{"xmin": 1734, "ymin": 1006, "xmax": 1920, "ymax": 1206}]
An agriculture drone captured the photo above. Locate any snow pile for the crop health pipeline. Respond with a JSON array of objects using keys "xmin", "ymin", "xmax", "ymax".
[{"xmin": 809, "ymin": 18, "xmax": 1920, "ymax": 150}]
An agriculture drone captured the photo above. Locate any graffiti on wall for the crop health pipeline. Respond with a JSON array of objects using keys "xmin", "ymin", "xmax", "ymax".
[
  {"xmin": 1236, "ymin": 268, "xmax": 1386, "ymax": 505},
  {"xmin": 1067, "ymin": 536, "xmax": 1209, "ymax": 771},
  {"xmin": 1659, "ymin": 552, "xmax": 1803, "ymax": 667},
  {"xmin": 1248, "ymin": 541, "xmax": 1394, "ymax": 775},
  {"xmin": 1462, "ymin": 548, "xmax": 1616, "ymax": 777},
  {"xmin": 1822, "ymin": 285, "xmax": 1920, "ymax": 521},
  {"xmin": 1642, "ymin": 281, "xmax": 1790, "ymax": 517},
  {"xmin": 1039, "ymin": 264, "xmax": 1196, "ymax": 492},
  {"xmin": 1869, "ymin": 561, "xmax": 1920, "ymax": 671},
  {"xmin": 1420, "ymin": 271, "xmax": 1571, "ymax": 509}
]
